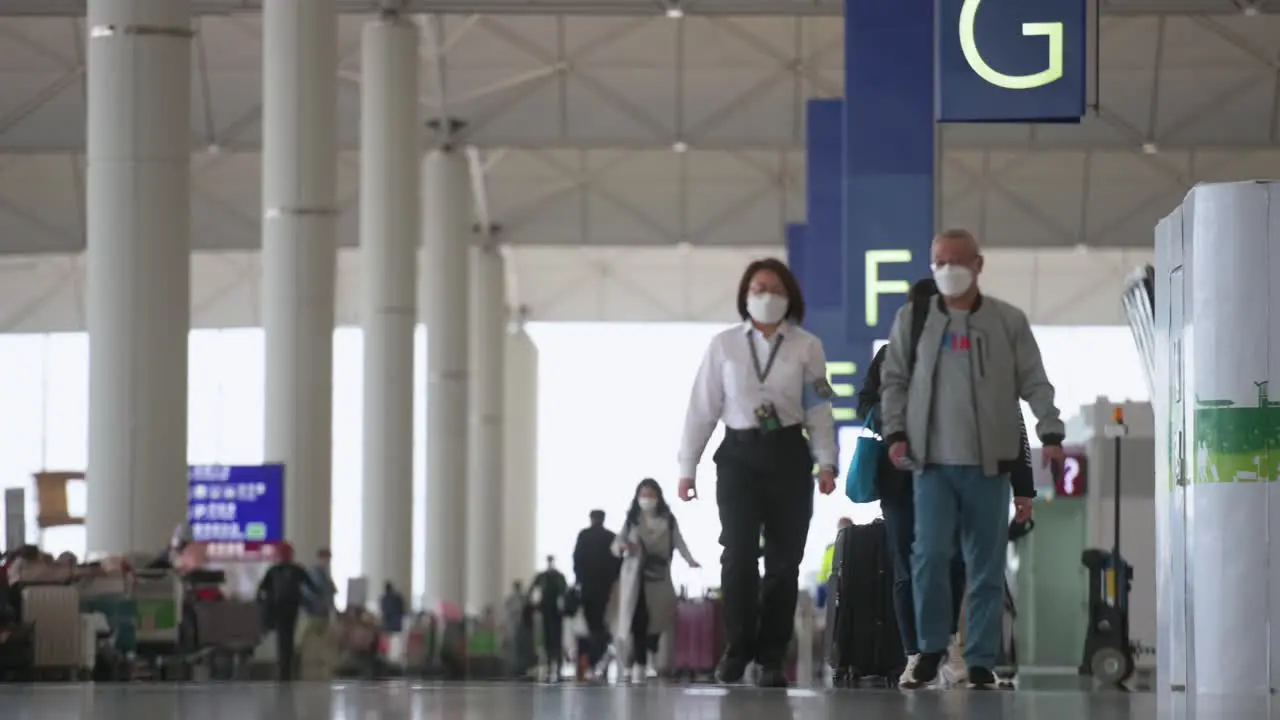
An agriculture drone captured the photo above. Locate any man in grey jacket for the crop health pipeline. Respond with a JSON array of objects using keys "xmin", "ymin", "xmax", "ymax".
[{"xmin": 880, "ymin": 228, "xmax": 1065, "ymax": 689}]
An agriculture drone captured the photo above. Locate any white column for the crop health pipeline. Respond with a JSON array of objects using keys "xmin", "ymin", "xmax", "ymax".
[
  {"xmin": 465, "ymin": 241, "xmax": 506, "ymax": 612},
  {"xmin": 359, "ymin": 12, "xmax": 419, "ymax": 600},
  {"xmin": 262, "ymin": 0, "xmax": 338, "ymax": 560},
  {"xmin": 422, "ymin": 149, "xmax": 471, "ymax": 608},
  {"xmin": 84, "ymin": 0, "xmax": 193, "ymax": 555},
  {"xmin": 502, "ymin": 315, "xmax": 539, "ymax": 587}
]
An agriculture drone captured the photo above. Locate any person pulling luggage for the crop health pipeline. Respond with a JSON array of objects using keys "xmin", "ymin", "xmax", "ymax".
[
  {"xmin": 879, "ymin": 229, "xmax": 1064, "ymax": 689},
  {"xmin": 573, "ymin": 509, "xmax": 621, "ymax": 677},
  {"xmin": 676, "ymin": 258, "xmax": 838, "ymax": 688},
  {"xmin": 612, "ymin": 479, "xmax": 699, "ymax": 685}
]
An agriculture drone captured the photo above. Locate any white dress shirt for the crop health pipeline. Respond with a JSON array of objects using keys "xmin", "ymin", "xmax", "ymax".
[{"xmin": 678, "ymin": 321, "xmax": 837, "ymax": 478}]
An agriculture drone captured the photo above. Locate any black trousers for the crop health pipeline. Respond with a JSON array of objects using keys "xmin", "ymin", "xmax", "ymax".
[
  {"xmin": 629, "ymin": 588, "xmax": 660, "ymax": 665},
  {"xmin": 275, "ymin": 611, "xmax": 298, "ymax": 680},
  {"xmin": 580, "ymin": 586, "xmax": 610, "ymax": 665},
  {"xmin": 714, "ymin": 425, "xmax": 814, "ymax": 667},
  {"xmin": 541, "ymin": 609, "xmax": 563, "ymax": 674}
]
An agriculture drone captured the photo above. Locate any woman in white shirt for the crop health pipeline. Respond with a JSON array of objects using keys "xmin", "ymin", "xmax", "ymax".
[
  {"xmin": 676, "ymin": 257, "xmax": 837, "ymax": 688},
  {"xmin": 612, "ymin": 478, "xmax": 699, "ymax": 684}
]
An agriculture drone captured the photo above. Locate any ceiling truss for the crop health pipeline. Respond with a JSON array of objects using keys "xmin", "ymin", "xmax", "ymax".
[{"xmin": 0, "ymin": 5, "xmax": 1272, "ymax": 324}]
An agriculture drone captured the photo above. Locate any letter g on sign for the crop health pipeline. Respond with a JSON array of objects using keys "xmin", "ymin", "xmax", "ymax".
[{"xmin": 958, "ymin": 0, "xmax": 1064, "ymax": 90}]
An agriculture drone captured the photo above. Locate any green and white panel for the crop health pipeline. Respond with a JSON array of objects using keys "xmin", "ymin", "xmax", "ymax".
[{"xmin": 1187, "ymin": 181, "xmax": 1277, "ymax": 694}]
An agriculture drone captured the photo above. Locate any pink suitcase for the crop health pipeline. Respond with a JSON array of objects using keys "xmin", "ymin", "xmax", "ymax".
[
  {"xmin": 21, "ymin": 585, "xmax": 86, "ymax": 678},
  {"xmin": 673, "ymin": 597, "xmax": 723, "ymax": 679}
]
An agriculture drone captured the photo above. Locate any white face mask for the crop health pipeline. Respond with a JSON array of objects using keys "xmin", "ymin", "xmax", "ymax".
[
  {"xmin": 637, "ymin": 498, "xmax": 657, "ymax": 512},
  {"xmin": 932, "ymin": 265, "xmax": 975, "ymax": 298},
  {"xmin": 746, "ymin": 292, "xmax": 788, "ymax": 325}
]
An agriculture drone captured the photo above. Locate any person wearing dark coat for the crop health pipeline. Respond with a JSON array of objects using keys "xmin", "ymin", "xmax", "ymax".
[
  {"xmin": 573, "ymin": 510, "xmax": 621, "ymax": 673},
  {"xmin": 256, "ymin": 544, "xmax": 316, "ymax": 681},
  {"xmin": 857, "ymin": 277, "xmax": 1035, "ymax": 686}
]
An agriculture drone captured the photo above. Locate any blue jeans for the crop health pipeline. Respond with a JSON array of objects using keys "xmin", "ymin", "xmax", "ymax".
[
  {"xmin": 912, "ymin": 465, "xmax": 1009, "ymax": 669},
  {"xmin": 882, "ymin": 492, "xmax": 965, "ymax": 655}
]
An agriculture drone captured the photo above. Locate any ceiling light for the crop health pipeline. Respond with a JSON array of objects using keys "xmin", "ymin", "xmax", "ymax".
[
  {"xmin": 672, "ymin": 140, "xmax": 688, "ymax": 153},
  {"xmin": 1141, "ymin": 142, "xmax": 1158, "ymax": 155},
  {"xmin": 665, "ymin": 3, "xmax": 684, "ymax": 19}
]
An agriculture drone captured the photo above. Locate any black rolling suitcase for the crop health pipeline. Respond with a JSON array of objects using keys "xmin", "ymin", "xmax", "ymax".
[{"xmin": 824, "ymin": 521, "xmax": 905, "ymax": 686}]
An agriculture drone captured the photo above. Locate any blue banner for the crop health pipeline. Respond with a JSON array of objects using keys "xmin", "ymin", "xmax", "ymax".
[
  {"xmin": 843, "ymin": 0, "xmax": 935, "ymax": 404},
  {"xmin": 936, "ymin": 0, "xmax": 1087, "ymax": 122},
  {"xmin": 187, "ymin": 464, "xmax": 285, "ymax": 543},
  {"xmin": 787, "ymin": 221, "xmax": 857, "ymax": 429},
  {"xmin": 798, "ymin": 101, "xmax": 860, "ymax": 429}
]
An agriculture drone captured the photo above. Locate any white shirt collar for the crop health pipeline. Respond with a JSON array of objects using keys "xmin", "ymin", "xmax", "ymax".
[{"xmin": 742, "ymin": 320, "xmax": 788, "ymax": 338}]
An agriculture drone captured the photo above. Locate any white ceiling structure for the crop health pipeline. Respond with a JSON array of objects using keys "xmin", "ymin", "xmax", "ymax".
[{"xmin": 0, "ymin": 0, "xmax": 1278, "ymax": 328}]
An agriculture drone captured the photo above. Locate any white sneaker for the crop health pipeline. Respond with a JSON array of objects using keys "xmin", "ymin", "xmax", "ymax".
[
  {"xmin": 940, "ymin": 661, "xmax": 968, "ymax": 687},
  {"xmin": 631, "ymin": 664, "xmax": 648, "ymax": 684},
  {"xmin": 898, "ymin": 654, "xmax": 921, "ymax": 685},
  {"xmin": 940, "ymin": 636, "xmax": 967, "ymax": 687}
]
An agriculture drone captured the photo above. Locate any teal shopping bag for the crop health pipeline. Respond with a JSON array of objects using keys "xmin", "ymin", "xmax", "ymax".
[{"xmin": 844, "ymin": 408, "xmax": 883, "ymax": 504}]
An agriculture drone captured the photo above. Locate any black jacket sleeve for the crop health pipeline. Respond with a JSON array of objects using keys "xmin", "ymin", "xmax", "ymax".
[
  {"xmin": 1009, "ymin": 415, "xmax": 1036, "ymax": 498},
  {"xmin": 857, "ymin": 345, "xmax": 889, "ymax": 420}
]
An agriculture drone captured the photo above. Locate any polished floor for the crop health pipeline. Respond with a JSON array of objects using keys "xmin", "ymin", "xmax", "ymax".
[{"xmin": 0, "ymin": 680, "xmax": 1273, "ymax": 719}]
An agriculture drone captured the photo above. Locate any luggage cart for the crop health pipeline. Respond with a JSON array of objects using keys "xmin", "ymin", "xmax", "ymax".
[
  {"xmin": 133, "ymin": 570, "xmax": 189, "ymax": 680},
  {"xmin": 1079, "ymin": 407, "xmax": 1136, "ymax": 686}
]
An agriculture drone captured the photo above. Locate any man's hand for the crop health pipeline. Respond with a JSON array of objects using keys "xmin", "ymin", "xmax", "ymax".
[
  {"xmin": 688, "ymin": 560, "xmax": 702, "ymax": 569},
  {"xmin": 817, "ymin": 468, "xmax": 837, "ymax": 496},
  {"xmin": 1042, "ymin": 444, "xmax": 1066, "ymax": 468},
  {"xmin": 678, "ymin": 477, "xmax": 698, "ymax": 502},
  {"xmin": 888, "ymin": 441, "xmax": 911, "ymax": 469},
  {"xmin": 1013, "ymin": 497, "xmax": 1034, "ymax": 523}
]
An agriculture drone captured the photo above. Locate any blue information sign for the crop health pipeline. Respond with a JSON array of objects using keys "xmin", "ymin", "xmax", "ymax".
[
  {"xmin": 187, "ymin": 464, "xmax": 285, "ymax": 543},
  {"xmin": 935, "ymin": 0, "xmax": 1087, "ymax": 122}
]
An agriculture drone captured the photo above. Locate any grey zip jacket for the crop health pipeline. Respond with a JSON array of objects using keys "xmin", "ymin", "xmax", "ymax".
[{"xmin": 879, "ymin": 293, "xmax": 1065, "ymax": 479}]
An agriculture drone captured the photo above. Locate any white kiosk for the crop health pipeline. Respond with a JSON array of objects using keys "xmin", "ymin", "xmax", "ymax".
[{"xmin": 1154, "ymin": 181, "xmax": 1280, "ymax": 696}]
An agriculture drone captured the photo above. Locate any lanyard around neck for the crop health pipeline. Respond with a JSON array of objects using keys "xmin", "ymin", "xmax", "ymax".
[{"xmin": 747, "ymin": 332, "xmax": 784, "ymax": 384}]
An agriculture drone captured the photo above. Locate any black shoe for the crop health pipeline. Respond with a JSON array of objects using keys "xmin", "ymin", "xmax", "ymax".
[
  {"xmin": 755, "ymin": 665, "xmax": 789, "ymax": 689},
  {"xmin": 899, "ymin": 652, "xmax": 944, "ymax": 689},
  {"xmin": 715, "ymin": 654, "xmax": 750, "ymax": 684},
  {"xmin": 967, "ymin": 667, "xmax": 997, "ymax": 689}
]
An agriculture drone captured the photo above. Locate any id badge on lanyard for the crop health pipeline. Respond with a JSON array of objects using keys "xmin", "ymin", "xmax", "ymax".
[{"xmin": 748, "ymin": 334, "xmax": 784, "ymax": 433}]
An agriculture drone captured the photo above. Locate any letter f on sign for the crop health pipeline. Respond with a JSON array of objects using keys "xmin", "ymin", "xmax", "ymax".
[{"xmin": 865, "ymin": 249, "xmax": 912, "ymax": 328}]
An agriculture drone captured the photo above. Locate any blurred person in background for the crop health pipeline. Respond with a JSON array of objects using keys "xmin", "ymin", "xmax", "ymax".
[
  {"xmin": 612, "ymin": 479, "xmax": 699, "ymax": 685},
  {"xmin": 379, "ymin": 581, "xmax": 406, "ymax": 635},
  {"xmin": 529, "ymin": 556, "xmax": 569, "ymax": 682},
  {"xmin": 573, "ymin": 509, "xmax": 620, "ymax": 677},
  {"xmin": 303, "ymin": 548, "xmax": 338, "ymax": 626},
  {"xmin": 257, "ymin": 543, "xmax": 316, "ymax": 680}
]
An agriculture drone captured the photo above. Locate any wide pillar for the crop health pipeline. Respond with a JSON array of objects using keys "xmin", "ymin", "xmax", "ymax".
[
  {"xmin": 359, "ymin": 11, "xmax": 419, "ymax": 600},
  {"xmin": 262, "ymin": 0, "xmax": 338, "ymax": 560},
  {"xmin": 84, "ymin": 0, "xmax": 193, "ymax": 555},
  {"xmin": 422, "ymin": 148, "xmax": 470, "ymax": 608},
  {"xmin": 465, "ymin": 238, "xmax": 506, "ymax": 612},
  {"xmin": 841, "ymin": 1, "xmax": 934, "ymax": 383},
  {"xmin": 502, "ymin": 312, "xmax": 539, "ymax": 588}
]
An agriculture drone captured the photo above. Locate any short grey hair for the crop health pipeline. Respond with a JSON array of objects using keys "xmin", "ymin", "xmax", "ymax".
[{"xmin": 933, "ymin": 228, "xmax": 981, "ymax": 255}]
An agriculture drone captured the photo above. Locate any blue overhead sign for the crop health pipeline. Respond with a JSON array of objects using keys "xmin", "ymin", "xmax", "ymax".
[
  {"xmin": 935, "ymin": 0, "xmax": 1087, "ymax": 122},
  {"xmin": 187, "ymin": 464, "xmax": 285, "ymax": 543}
]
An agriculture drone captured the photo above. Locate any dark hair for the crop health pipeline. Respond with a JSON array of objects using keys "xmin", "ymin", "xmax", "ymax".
[
  {"xmin": 589, "ymin": 509, "xmax": 606, "ymax": 525},
  {"xmin": 736, "ymin": 258, "xmax": 806, "ymax": 325},
  {"xmin": 625, "ymin": 478, "xmax": 673, "ymax": 529}
]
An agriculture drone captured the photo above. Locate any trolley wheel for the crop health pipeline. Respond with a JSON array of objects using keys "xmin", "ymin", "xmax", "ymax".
[{"xmin": 1090, "ymin": 646, "xmax": 1134, "ymax": 685}]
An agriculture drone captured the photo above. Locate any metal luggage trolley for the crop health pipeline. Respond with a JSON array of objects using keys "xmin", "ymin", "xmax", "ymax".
[{"xmin": 132, "ymin": 569, "xmax": 189, "ymax": 680}]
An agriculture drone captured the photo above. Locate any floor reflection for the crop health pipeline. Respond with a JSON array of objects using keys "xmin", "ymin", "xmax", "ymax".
[{"xmin": 0, "ymin": 681, "xmax": 1275, "ymax": 719}]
